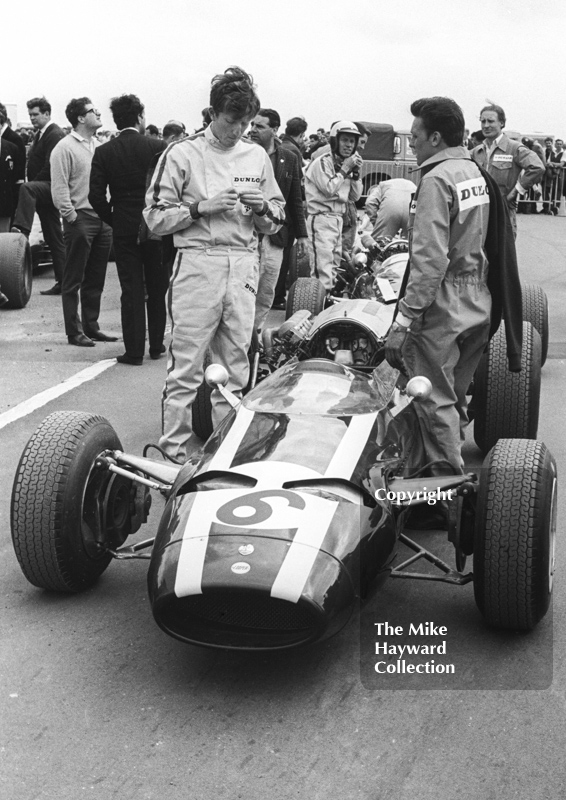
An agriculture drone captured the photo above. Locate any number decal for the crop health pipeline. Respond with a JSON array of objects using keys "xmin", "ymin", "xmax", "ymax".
[{"xmin": 216, "ymin": 490, "xmax": 305, "ymax": 527}]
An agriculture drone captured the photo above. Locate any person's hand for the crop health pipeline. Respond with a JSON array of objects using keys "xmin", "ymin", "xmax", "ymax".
[
  {"xmin": 199, "ymin": 188, "xmax": 238, "ymax": 215},
  {"xmin": 238, "ymin": 189, "xmax": 266, "ymax": 213},
  {"xmin": 384, "ymin": 327, "xmax": 409, "ymax": 371},
  {"xmin": 507, "ymin": 188, "xmax": 519, "ymax": 206},
  {"xmin": 296, "ymin": 237, "xmax": 308, "ymax": 259},
  {"xmin": 342, "ymin": 154, "xmax": 363, "ymax": 174}
]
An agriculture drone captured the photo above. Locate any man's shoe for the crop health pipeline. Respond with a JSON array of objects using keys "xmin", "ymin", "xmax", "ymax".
[
  {"xmin": 0, "ymin": 291, "xmax": 9, "ymax": 308},
  {"xmin": 149, "ymin": 344, "xmax": 166, "ymax": 360},
  {"xmin": 10, "ymin": 226, "xmax": 29, "ymax": 238},
  {"xmin": 271, "ymin": 299, "xmax": 286, "ymax": 310},
  {"xmin": 85, "ymin": 330, "xmax": 119, "ymax": 342},
  {"xmin": 41, "ymin": 283, "xmax": 62, "ymax": 296},
  {"xmin": 116, "ymin": 354, "xmax": 143, "ymax": 366},
  {"xmin": 68, "ymin": 333, "xmax": 95, "ymax": 347}
]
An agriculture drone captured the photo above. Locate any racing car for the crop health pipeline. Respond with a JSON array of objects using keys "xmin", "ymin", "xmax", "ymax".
[{"xmin": 11, "ymin": 351, "xmax": 556, "ymax": 651}]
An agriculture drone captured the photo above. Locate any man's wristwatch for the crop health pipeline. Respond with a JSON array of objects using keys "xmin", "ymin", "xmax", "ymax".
[{"xmin": 189, "ymin": 202, "xmax": 203, "ymax": 220}]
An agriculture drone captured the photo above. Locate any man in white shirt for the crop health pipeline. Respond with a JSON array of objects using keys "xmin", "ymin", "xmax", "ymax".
[{"xmin": 50, "ymin": 98, "xmax": 115, "ymax": 346}]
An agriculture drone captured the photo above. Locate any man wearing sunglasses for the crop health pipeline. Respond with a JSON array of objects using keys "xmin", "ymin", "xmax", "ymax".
[{"xmin": 50, "ymin": 98, "xmax": 115, "ymax": 346}]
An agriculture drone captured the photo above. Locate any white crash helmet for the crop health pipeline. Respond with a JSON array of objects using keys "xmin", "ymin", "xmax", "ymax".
[{"xmin": 329, "ymin": 120, "xmax": 360, "ymax": 154}]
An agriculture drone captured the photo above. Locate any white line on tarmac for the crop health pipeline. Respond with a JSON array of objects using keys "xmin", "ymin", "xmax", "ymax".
[{"xmin": 0, "ymin": 359, "xmax": 117, "ymax": 431}]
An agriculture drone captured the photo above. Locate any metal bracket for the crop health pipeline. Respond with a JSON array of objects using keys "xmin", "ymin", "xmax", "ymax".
[
  {"xmin": 390, "ymin": 533, "xmax": 473, "ymax": 585},
  {"xmin": 109, "ymin": 537, "xmax": 155, "ymax": 560}
]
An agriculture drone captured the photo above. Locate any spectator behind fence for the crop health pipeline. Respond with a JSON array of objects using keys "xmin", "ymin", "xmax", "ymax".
[
  {"xmin": 50, "ymin": 97, "xmax": 116, "ymax": 347},
  {"xmin": 11, "ymin": 96, "xmax": 67, "ymax": 294}
]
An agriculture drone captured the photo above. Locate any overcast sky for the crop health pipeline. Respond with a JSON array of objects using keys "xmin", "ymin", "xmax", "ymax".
[{"xmin": 3, "ymin": 0, "xmax": 564, "ymax": 137}]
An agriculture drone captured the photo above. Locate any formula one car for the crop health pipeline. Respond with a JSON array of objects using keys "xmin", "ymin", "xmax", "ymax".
[{"xmin": 11, "ymin": 350, "xmax": 556, "ymax": 650}]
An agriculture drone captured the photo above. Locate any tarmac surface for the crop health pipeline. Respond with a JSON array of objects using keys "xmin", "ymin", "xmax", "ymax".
[{"xmin": 1, "ymin": 214, "xmax": 565, "ymax": 800}]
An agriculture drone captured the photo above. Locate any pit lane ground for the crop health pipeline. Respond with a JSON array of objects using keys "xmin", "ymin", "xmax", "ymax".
[{"xmin": 1, "ymin": 214, "xmax": 565, "ymax": 799}]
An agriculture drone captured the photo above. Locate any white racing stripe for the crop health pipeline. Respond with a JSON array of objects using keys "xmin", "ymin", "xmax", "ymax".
[
  {"xmin": 205, "ymin": 405, "xmax": 255, "ymax": 472},
  {"xmin": 270, "ymin": 496, "xmax": 338, "ymax": 604},
  {"xmin": 324, "ymin": 412, "xmax": 378, "ymax": 480},
  {"xmin": 0, "ymin": 359, "xmax": 117, "ymax": 431}
]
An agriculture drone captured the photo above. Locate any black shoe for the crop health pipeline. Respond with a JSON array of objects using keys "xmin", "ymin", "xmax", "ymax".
[
  {"xmin": 68, "ymin": 333, "xmax": 95, "ymax": 347},
  {"xmin": 0, "ymin": 291, "xmax": 9, "ymax": 308},
  {"xmin": 149, "ymin": 344, "xmax": 166, "ymax": 359},
  {"xmin": 271, "ymin": 299, "xmax": 286, "ymax": 310},
  {"xmin": 116, "ymin": 354, "xmax": 143, "ymax": 366},
  {"xmin": 85, "ymin": 330, "xmax": 119, "ymax": 342},
  {"xmin": 41, "ymin": 283, "xmax": 62, "ymax": 296},
  {"xmin": 10, "ymin": 226, "xmax": 29, "ymax": 238}
]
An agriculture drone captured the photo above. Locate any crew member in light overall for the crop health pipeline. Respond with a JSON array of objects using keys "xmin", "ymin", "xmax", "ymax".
[
  {"xmin": 304, "ymin": 120, "xmax": 362, "ymax": 292},
  {"xmin": 385, "ymin": 96, "xmax": 522, "ymax": 476},
  {"xmin": 144, "ymin": 67, "xmax": 285, "ymax": 462}
]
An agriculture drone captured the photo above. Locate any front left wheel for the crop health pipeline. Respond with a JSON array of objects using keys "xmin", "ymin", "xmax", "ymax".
[
  {"xmin": 473, "ymin": 439, "xmax": 557, "ymax": 631},
  {"xmin": 0, "ymin": 232, "xmax": 33, "ymax": 308},
  {"xmin": 11, "ymin": 411, "xmax": 124, "ymax": 592}
]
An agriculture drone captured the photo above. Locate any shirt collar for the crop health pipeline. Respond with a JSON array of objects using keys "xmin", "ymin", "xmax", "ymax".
[{"xmin": 38, "ymin": 120, "xmax": 54, "ymax": 139}]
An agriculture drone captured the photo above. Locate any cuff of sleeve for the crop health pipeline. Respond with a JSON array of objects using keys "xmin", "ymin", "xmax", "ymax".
[
  {"xmin": 255, "ymin": 202, "xmax": 267, "ymax": 217},
  {"xmin": 395, "ymin": 311, "xmax": 414, "ymax": 328},
  {"xmin": 515, "ymin": 182, "xmax": 526, "ymax": 196}
]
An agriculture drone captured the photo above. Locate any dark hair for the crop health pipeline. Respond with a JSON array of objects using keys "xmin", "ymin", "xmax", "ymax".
[
  {"xmin": 470, "ymin": 129, "xmax": 485, "ymax": 143},
  {"xmin": 201, "ymin": 108, "xmax": 212, "ymax": 126},
  {"xmin": 355, "ymin": 122, "xmax": 370, "ymax": 137},
  {"xmin": 27, "ymin": 96, "xmax": 51, "ymax": 114},
  {"xmin": 109, "ymin": 94, "xmax": 144, "ymax": 130},
  {"xmin": 163, "ymin": 122, "xmax": 184, "ymax": 139},
  {"xmin": 285, "ymin": 116, "xmax": 308, "ymax": 137},
  {"xmin": 65, "ymin": 97, "xmax": 92, "ymax": 128},
  {"xmin": 209, "ymin": 66, "xmax": 260, "ymax": 118},
  {"xmin": 410, "ymin": 96, "xmax": 465, "ymax": 147},
  {"xmin": 0, "ymin": 103, "xmax": 6, "ymax": 125},
  {"xmin": 480, "ymin": 104, "xmax": 506, "ymax": 126},
  {"xmin": 258, "ymin": 108, "xmax": 280, "ymax": 129},
  {"xmin": 146, "ymin": 124, "xmax": 160, "ymax": 136}
]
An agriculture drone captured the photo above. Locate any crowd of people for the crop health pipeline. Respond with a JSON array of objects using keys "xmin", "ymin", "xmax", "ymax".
[{"xmin": 0, "ymin": 74, "xmax": 549, "ymax": 479}]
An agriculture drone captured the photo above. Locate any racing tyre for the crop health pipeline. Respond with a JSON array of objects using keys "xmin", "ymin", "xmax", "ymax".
[
  {"xmin": 285, "ymin": 277, "xmax": 325, "ymax": 320},
  {"xmin": 522, "ymin": 283, "xmax": 549, "ymax": 366},
  {"xmin": 473, "ymin": 439, "xmax": 557, "ymax": 631},
  {"xmin": 0, "ymin": 232, "xmax": 33, "ymax": 308},
  {"xmin": 287, "ymin": 244, "xmax": 311, "ymax": 286},
  {"xmin": 11, "ymin": 411, "xmax": 123, "ymax": 592},
  {"xmin": 473, "ymin": 322, "xmax": 541, "ymax": 455}
]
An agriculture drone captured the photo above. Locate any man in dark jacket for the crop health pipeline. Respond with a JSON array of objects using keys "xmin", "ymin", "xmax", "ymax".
[
  {"xmin": 11, "ymin": 96, "xmax": 66, "ymax": 294},
  {"xmin": 89, "ymin": 94, "xmax": 168, "ymax": 364},
  {"xmin": 248, "ymin": 108, "xmax": 307, "ymax": 328},
  {"xmin": 0, "ymin": 102, "xmax": 26, "ymax": 210}
]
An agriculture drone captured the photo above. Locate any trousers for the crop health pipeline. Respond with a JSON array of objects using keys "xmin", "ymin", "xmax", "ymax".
[
  {"xmin": 113, "ymin": 236, "xmax": 168, "ymax": 358},
  {"xmin": 254, "ymin": 236, "xmax": 284, "ymax": 331},
  {"xmin": 61, "ymin": 210, "xmax": 112, "ymax": 337},
  {"xmin": 13, "ymin": 181, "xmax": 66, "ymax": 283},
  {"xmin": 402, "ymin": 282, "xmax": 491, "ymax": 475},
  {"xmin": 307, "ymin": 213, "xmax": 342, "ymax": 292},
  {"xmin": 160, "ymin": 248, "xmax": 259, "ymax": 461}
]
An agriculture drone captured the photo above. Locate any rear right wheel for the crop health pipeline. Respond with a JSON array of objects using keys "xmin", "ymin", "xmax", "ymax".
[{"xmin": 473, "ymin": 439, "xmax": 557, "ymax": 631}]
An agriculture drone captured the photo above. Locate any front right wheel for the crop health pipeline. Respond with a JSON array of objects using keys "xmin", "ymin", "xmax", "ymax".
[{"xmin": 473, "ymin": 439, "xmax": 557, "ymax": 631}]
